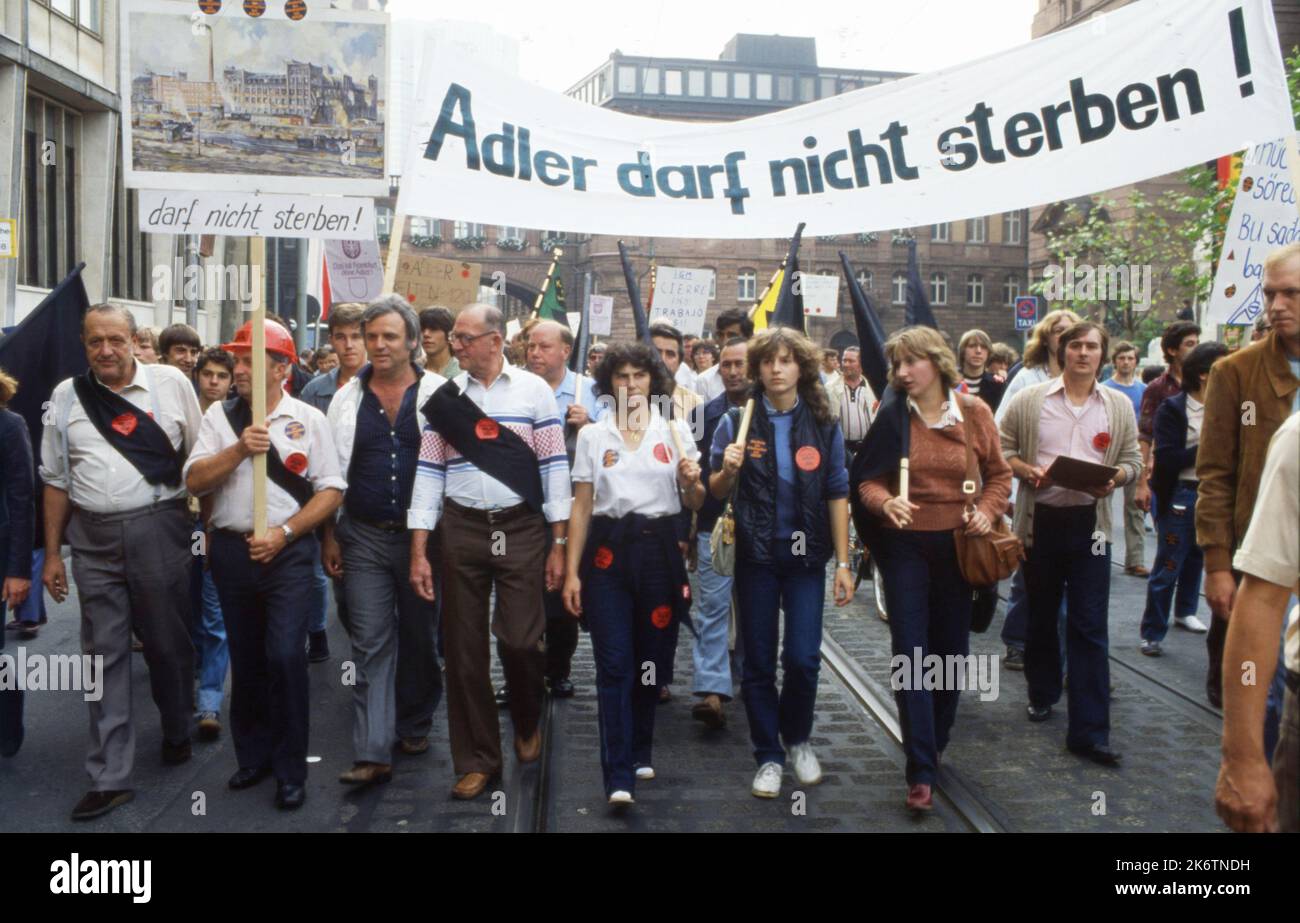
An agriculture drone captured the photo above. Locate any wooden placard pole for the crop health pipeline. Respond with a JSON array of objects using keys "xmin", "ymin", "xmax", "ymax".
[
  {"xmin": 734, "ymin": 398, "xmax": 755, "ymax": 447},
  {"xmin": 898, "ymin": 458, "xmax": 910, "ymax": 503},
  {"xmin": 249, "ymin": 236, "xmax": 268, "ymax": 539},
  {"xmin": 383, "ymin": 213, "xmax": 407, "ymax": 294}
]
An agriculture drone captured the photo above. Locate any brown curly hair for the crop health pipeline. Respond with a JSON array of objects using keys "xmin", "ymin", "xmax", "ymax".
[{"xmin": 746, "ymin": 327, "xmax": 834, "ymax": 424}]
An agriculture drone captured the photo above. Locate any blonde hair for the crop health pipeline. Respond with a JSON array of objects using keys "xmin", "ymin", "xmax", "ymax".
[
  {"xmin": 1023, "ymin": 309, "xmax": 1082, "ymax": 369},
  {"xmin": 747, "ymin": 326, "xmax": 834, "ymax": 424},
  {"xmin": 0, "ymin": 366, "xmax": 16, "ymax": 406},
  {"xmin": 1264, "ymin": 242, "xmax": 1300, "ymax": 273},
  {"xmin": 134, "ymin": 325, "xmax": 161, "ymax": 351},
  {"xmin": 957, "ymin": 328, "xmax": 992, "ymax": 364},
  {"xmin": 884, "ymin": 325, "xmax": 961, "ymax": 392}
]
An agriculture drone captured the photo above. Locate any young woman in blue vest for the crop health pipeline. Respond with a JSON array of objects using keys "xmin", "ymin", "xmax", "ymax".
[
  {"xmin": 563, "ymin": 342, "xmax": 705, "ymax": 808},
  {"xmin": 709, "ymin": 327, "xmax": 855, "ymax": 799}
]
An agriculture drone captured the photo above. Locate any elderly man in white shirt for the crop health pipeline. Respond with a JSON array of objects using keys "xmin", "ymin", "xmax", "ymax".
[{"xmin": 39, "ymin": 304, "xmax": 203, "ymax": 821}]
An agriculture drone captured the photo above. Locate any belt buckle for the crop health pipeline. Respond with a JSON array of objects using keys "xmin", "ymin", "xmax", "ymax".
[
  {"xmin": 962, "ymin": 480, "xmax": 977, "ymax": 495},
  {"xmin": 485, "ymin": 507, "xmax": 504, "ymax": 525}
]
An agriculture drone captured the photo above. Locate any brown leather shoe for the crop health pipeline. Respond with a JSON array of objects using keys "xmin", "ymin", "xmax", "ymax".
[
  {"xmin": 71, "ymin": 789, "xmax": 134, "ymax": 821},
  {"xmin": 451, "ymin": 772, "xmax": 493, "ymax": 800},
  {"xmin": 398, "ymin": 736, "xmax": 430, "ymax": 756},
  {"xmin": 515, "ymin": 729, "xmax": 542, "ymax": 763},
  {"xmin": 691, "ymin": 694, "xmax": 726, "ymax": 729},
  {"xmin": 1125, "ymin": 565, "xmax": 1151, "ymax": 577},
  {"xmin": 339, "ymin": 762, "xmax": 393, "ymax": 786}
]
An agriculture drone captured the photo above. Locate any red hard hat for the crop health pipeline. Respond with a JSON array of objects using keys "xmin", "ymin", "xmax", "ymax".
[{"xmin": 222, "ymin": 319, "xmax": 298, "ymax": 365}]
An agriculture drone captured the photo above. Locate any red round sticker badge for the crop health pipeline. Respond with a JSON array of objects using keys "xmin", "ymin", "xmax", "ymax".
[
  {"xmin": 283, "ymin": 452, "xmax": 308, "ymax": 474},
  {"xmin": 476, "ymin": 418, "xmax": 499, "ymax": 440},
  {"xmin": 111, "ymin": 413, "xmax": 137, "ymax": 436},
  {"xmin": 1092, "ymin": 432, "xmax": 1112, "ymax": 451},
  {"xmin": 652, "ymin": 442, "xmax": 671, "ymax": 464},
  {"xmin": 593, "ymin": 547, "xmax": 614, "ymax": 570},
  {"xmin": 795, "ymin": 446, "xmax": 821, "ymax": 472},
  {"xmin": 650, "ymin": 605, "xmax": 672, "ymax": 629}
]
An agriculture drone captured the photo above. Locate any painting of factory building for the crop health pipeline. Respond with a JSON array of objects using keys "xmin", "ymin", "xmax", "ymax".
[{"xmin": 122, "ymin": 0, "xmax": 388, "ymax": 196}]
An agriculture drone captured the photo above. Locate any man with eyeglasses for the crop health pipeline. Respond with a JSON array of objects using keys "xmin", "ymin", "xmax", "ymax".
[{"xmin": 408, "ymin": 305, "xmax": 571, "ymax": 801}]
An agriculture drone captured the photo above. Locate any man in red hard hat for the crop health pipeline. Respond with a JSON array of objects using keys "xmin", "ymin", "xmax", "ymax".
[{"xmin": 184, "ymin": 319, "xmax": 345, "ymax": 810}]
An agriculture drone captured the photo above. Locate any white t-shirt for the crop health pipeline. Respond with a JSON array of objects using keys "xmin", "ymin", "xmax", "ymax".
[
  {"xmin": 571, "ymin": 408, "xmax": 699, "ymax": 519},
  {"xmin": 1233, "ymin": 412, "xmax": 1300, "ymax": 674},
  {"xmin": 1179, "ymin": 395, "xmax": 1204, "ymax": 482}
]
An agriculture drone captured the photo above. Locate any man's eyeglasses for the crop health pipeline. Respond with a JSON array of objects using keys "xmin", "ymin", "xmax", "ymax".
[{"xmin": 449, "ymin": 330, "xmax": 495, "ymax": 346}]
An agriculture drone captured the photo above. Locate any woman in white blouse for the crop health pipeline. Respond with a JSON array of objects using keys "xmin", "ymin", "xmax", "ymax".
[{"xmin": 563, "ymin": 342, "xmax": 705, "ymax": 808}]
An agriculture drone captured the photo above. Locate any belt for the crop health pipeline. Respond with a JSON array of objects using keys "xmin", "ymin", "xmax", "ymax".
[
  {"xmin": 74, "ymin": 497, "xmax": 188, "ymax": 524},
  {"xmin": 348, "ymin": 513, "xmax": 406, "ymax": 533},
  {"xmin": 445, "ymin": 499, "xmax": 532, "ymax": 525}
]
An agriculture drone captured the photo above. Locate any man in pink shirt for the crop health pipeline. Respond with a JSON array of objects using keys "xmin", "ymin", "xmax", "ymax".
[{"xmin": 998, "ymin": 322, "xmax": 1143, "ymax": 766}]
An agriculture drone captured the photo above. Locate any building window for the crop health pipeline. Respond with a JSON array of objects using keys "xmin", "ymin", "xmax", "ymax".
[
  {"xmin": 930, "ymin": 272, "xmax": 948, "ymax": 305},
  {"xmin": 711, "ymin": 71, "xmax": 728, "ymax": 98},
  {"xmin": 688, "ymin": 70, "xmax": 706, "ymax": 97},
  {"xmin": 734, "ymin": 72, "xmax": 751, "ymax": 99},
  {"xmin": 19, "ymin": 93, "xmax": 81, "ymax": 290},
  {"xmin": 376, "ymin": 206, "xmax": 393, "ymax": 237},
  {"xmin": 110, "ymin": 135, "xmax": 149, "ymax": 303},
  {"xmin": 643, "ymin": 67, "xmax": 660, "ymax": 94},
  {"xmin": 498, "ymin": 225, "xmax": 522, "ymax": 241},
  {"xmin": 799, "ymin": 76, "xmax": 815, "ymax": 102},
  {"xmin": 79, "ymin": 0, "xmax": 101, "ymax": 33},
  {"xmin": 1003, "ymin": 210, "xmax": 1023, "ymax": 244},
  {"xmin": 702, "ymin": 268, "xmax": 717, "ymax": 300},
  {"xmin": 409, "ymin": 216, "xmax": 438, "ymax": 236},
  {"xmin": 756, "ymin": 73, "xmax": 773, "ymax": 101},
  {"xmin": 966, "ymin": 216, "xmax": 988, "ymax": 243},
  {"xmin": 932, "ymin": 222, "xmax": 950, "ymax": 242},
  {"xmin": 737, "ymin": 269, "xmax": 757, "ymax": 302},
  {"xmin": 777, "ymin": 75, "xmax": 794, "ymax": 102},
  {"xmin": 665, "ymin": 69, "xmax": 683, "ymax": 96},
  {"xmin": 453, "ymin": 221, "xmax": 485, "ymax": 239},
  {"xmin": 820, "ymin": 76, "xmax": 837, "ymax": 98},
  {"xmin": 50, "ymin": 0, "xmax": 74, "ymax": 19},
  {"xmin": 966, "ymin": 274, "xmax": 984, "ymax": 306},
  {"xmin": 892, "ymin": 271, "xmax": 907, "ymax": 305},
  {"xmin": 617, "ymin": 65, "xmax": 637, "ymax": 94},
  {"xmin": 856, "ymin": 269, "xmax": 872, "ymax": 293},
  {"xmin": 1004, "ymin": 275, "xmax": 1021, "ymax": 306}
]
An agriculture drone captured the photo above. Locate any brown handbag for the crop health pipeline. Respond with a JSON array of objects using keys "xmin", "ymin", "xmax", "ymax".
[{"xmin": 952, "ymin": 406, "xmax": 1024, "ymax": 586}]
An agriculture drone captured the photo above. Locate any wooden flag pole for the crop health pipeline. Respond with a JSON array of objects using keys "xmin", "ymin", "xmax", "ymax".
[
  {"xmin": 898, "ymin": 458, "xmax": 910, "ymax": 503},
  {"xmin": 734, "ymin": 397, "xmax": 755, "ymax": 447},
  {"xmin": 249, "ymin": 236, "xmax": 268, "ymax": 539},
  {"xmin": 382, "ymin": 213, "xmax": 407, "ymax": 294},
  {"xmin": 531, "ymin": 247, "xmax": 564, "ymax": 319}
]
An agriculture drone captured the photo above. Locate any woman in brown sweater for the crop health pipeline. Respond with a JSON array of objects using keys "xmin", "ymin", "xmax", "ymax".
[{"xmin": 859, "ymin": 327, "xmax": 1011, "ymax": 813}]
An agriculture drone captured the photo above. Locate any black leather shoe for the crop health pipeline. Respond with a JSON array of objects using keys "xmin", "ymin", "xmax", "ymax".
[
  {"xmin": 307, "ymin": 630, "xmax": 330, "ymax": 663},
  {"xmin": 1206, "ymin": 677, "xmax": 1223, "ymax": 709},
  {"xmin": 275, "ymin": 781, "xmax": 306, "ymax": 810},
  {"xmin": 162, "ymin": 738, "xmax": 192, "ymax": 765},
  {"xmin": 228, "ymin": 765, "xmax": 272, "ymax": 790},
  {"xmin": 494, "ymin": 684, "xmax": 510, "ymax": 708},
  {"xmin": 1026, "ymin": 704, "xmax": 1052, "ymax": 722},
  {"xmin": 1068, "ymin": 743, "xmax": 1122, "ymax": 766},
  {"xmin": 548, "ymin": 677, "xmax": 575, "ymax": 698},
  {"xmin": 70, "ymin": 789, "xmax": 134, "ymax": 821}
]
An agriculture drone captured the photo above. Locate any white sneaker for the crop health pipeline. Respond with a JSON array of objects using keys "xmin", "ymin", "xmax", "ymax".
[
  {"xmin": 635, "ymin": 766, "xmax": 655, "ymax": 780},
  {"xmin": 751, "ymin": 761, "xmax": 783, "ymax": 798},
  {"xmin": 608, "ymin": 790, "xmax": 634, "ymax": 806},
  {"xmin": 1175, "ymin": 615, "xmax": 1209, "ymax": 633},
  {"xmin": 788, "ymin": 742, "xmax": 823, "ymax": 786}
]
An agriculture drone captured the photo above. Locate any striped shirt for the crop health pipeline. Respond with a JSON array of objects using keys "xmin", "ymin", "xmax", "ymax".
[{"xmin": 407, "ymin": 363, "xmax": 572, "ymax": 531}]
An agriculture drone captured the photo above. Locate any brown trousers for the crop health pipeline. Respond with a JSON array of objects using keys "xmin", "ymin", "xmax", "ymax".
[{"xmin": 439, "ymin": 501, "xmax": 547, "ymax": 776}]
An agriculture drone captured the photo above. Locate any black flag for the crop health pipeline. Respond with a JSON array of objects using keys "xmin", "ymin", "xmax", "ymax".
[
  {"xmin": 838, "ymin": 251, "xmax": 890, "ymax": 398},
  {"xmin": 905, "ymin": 239, "xmax": 939, "ymax": 329},
  {"xmin": 0, "ymin": 263, "xmax": 91, "ymax": 547},
  {"xmin": 770, "ymin": 223, "xmax": 806, "ymax": 333},
  {"xmin": 617, "ymin": 240, "xmax": 654, "ymax": 345}
]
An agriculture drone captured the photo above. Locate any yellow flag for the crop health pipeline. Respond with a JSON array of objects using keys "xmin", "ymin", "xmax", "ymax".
[{"xmin": 749, "ymin": 269, "xmax": 782, "ymax": 332}]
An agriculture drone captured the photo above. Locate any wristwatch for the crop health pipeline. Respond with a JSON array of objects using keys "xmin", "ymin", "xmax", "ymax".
[
  {"xmin": 554, "ymin": 537, "xmax": 568, "ymax": 546},
  {"xmin": 835, "ymin": 561, "xmax": 852, "ymax": 570},
  {"xmin": 280, "ymin": 524, "xmax": 297, "ymax": 544}
]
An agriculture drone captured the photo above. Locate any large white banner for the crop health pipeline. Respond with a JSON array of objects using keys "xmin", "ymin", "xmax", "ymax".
[
  {"xmin": 1204, "ymin": 135, "xmax": 1300, "ymax": 329},
  {"xmin": 397, "ymin": 0, "xmax": 1291, "ymax": 239}
]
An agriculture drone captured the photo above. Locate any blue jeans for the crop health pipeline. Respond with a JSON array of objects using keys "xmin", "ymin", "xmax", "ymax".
[
  {"xmin": 189, "ymin": 556, "xmax": 230, "ymax": 715},
  {"xmin": 1023, "ymin": 505, "xmax": 1112, "ymax": 750},
  {"xmin": 1002, "ymin": 566, "xmax": 1067, "ymax": 654},
  {"xmin": 309, "ymin": 558, "xmax": 328, "ymax": 634},
  {"xmin": 5, "ymin": 548, "xmax": 44, "ymax": 625},
  {"xmin": 583, "ymin": 529, "xmax": 677, "ymax": 796},
  {"xmin": 735, "ymin": 553, "xmax": 824, "ymax": 767},
  {"xmin": 692, "ymin": 533, "xmax": 733, "ymax": 699},
  {"xmin": 875, "ymin": 529, "xmax": 972, "ymax": 786},
  {"xmin": 1140, "ymin": 484, "xmax": 1203, "ymax": 643}
]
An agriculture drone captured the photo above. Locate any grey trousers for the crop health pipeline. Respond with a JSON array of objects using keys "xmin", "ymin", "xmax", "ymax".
[
  {"xmin": 337, "ymin": 516, "xmax": 441, "ymax": 763},
  {"xmin": 1121, "ymin": 478, "xmax": 1146, "ymax": 567},
  {"xmin": 67, "ymin": 501, "xmax": 194, "ymax": 791}
]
